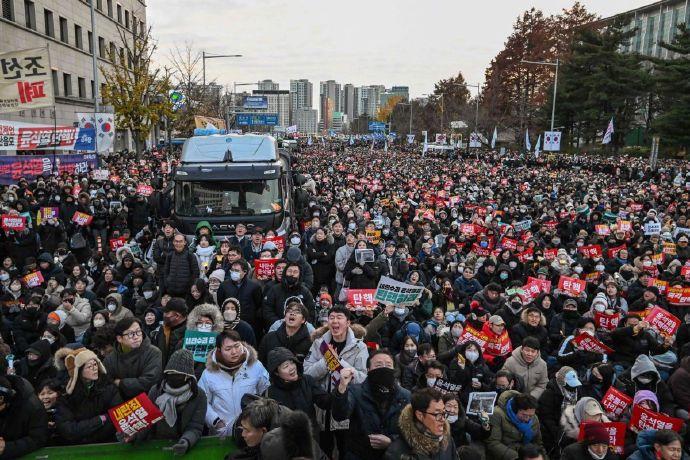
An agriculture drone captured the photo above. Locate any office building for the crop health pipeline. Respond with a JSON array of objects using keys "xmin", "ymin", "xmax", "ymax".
[
  {"xmin": 289, "ymin": 78, "xmax": 312, "ymax": 124},
  {"xmin": 332, "ymin": 111, "xmax": 348, "ymax": 133},
  {"xmin": 257, "ymin": 79, "xmax": 279, "ymax": 91},
  {"xmin": 319, "ymin": 80, "xmax": 341, "ymax": 130},
  {"xmin": 358, "ymin": 85, "xmax": 385, "ymax": 117},
  {"xmin": 251, "ymin": 89, "xmax": 290, "ymax": 129},
  {"xmin": 0, "ymin": 0, "xmax": 146, "ymax": 151},
  {"xmin": 379, "ymin": 85, "xmax": 410, "ymax": 108},
  {"xmin": 294, "ymin": 107, "xmax": 317, "ymax": 134},
  {"xmin": 342, "ymin": 83, "xmax": 358, "ymax": 121}
]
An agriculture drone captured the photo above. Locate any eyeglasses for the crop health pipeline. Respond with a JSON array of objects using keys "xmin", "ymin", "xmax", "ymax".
[
  {"xmin": 121, "ymin": 329, "xmax": 143, "ymax": 339},
  {"xmin": 423, "ymin": 411, "xmax": 448, "ymax": 421},
  {"xmin": 84, "ymin": 362, "xmax": 99, "ymax": 370}
]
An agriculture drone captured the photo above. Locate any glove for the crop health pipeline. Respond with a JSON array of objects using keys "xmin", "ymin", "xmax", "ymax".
[{"xmin": 172, "ymin": 439, "xmax": 189, "ymax": 456}]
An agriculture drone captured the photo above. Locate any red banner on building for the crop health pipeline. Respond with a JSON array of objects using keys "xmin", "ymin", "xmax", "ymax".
[{"xmin": 108, "ymin": 393, "xmax": 164, "ymax": 436}]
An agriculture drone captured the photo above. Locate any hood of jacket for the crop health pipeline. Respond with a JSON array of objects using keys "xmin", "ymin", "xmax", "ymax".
[
  {"xmin": 631, "ymin": 354, "xmax": 660, "ymax": 380},
  {"xmin": 519, "ymin": 309, "xmax": 546, "ymax": 326},
  {"xmin": 105, "ymin": 293, "xmax": 123, "ymax": 309},
  {"xmin": 509, "ymin": 346, "xmax": 536, "ymax": 368},
  {"xmin": 397, "ymin": 404, "xmax": 450, "ymax": 456},
  {"xmin": 635, "ymin": 429, "xmax": 658, "ymax": 457},
  {"xmin": 496, "ymin": 389, "xmax": 521, "ymax": 410},
  {"xmin": 187, "ymin": 303, "xmax": 224, "ymax": 333},
  {"xmin": 195, "ymin": 220, "xmax": 214, "ymax": 237},
  {"xmin": 205, "ymin": 342, "xmax": 258, "ymax": 371}
]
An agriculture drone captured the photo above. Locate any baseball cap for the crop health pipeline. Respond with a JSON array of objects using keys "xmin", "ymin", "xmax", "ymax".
[
  {"xmin": 489, "ymin": 315, "xmax": 505, "ymax": 326},
  {"xmin": 564, "ymin": 370, "xmax": 582, "ymax": 387}
]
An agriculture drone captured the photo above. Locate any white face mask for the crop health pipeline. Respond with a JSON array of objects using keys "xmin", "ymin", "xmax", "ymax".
[
  {"xmin": 426, "ymin": 377, "xmax": 437, "ymax": 387},
  {"xmin": 447, "ymin": 415, "xmax": 459, "ymax": 424},
  {"xmin": 107, "ymin": 303, "xmax": 117, "ymax": 312},
  {"xmin": 394, "ymin": 307, "xmax": 406, "ymax": 316},
  {"xmin": 594, "ymin": 304, "xmax": 606, "ymax": 313},
  {"xmin": 197, "ymin": 323, "xmax": 213, "ymax": 333},
  {"xmin": 509, "ymin": 261, "xmax": 517, "ymax": 269},
  {"xmin": 42, "ymin": 335, "xmax": 56, "ymax": 344},
  {"xmin": 465, "ymin": 350, "xmax": 480, "ymax": 363},
  {"xmin": 230, "ymin": 271, "xmax": 241, "ymax": 282},
  {"xmin": 224, "ymin": 310, "xmax": 237, "ymax": 322},
  {"xmin": 643, "ymin": 260, "xmax": 652, "ymax": 267},
  {"xmin": 451, "ymin": 328, "xmax": 462, "ymax": 338},
  {"xmin": 574, "ymin": 266, "xmax": 583, "ymax": 274},
  {"xmin": 93, "ymin": 318, "xmax": 106, "ymax": 328},
  {"xmin": 143, "ymin": 291, "xmax": 154, "ymax": 299},
  {"xmin": 0, "ymin": 274, "xmax": 9, "ymax": 281},
  {"xmin": 290, "ymin": 237, "xmax": 301, "ymax": 245},
  {"xmin": 595, "ymin": 264, "xmax": 605, "ymax": 272}
]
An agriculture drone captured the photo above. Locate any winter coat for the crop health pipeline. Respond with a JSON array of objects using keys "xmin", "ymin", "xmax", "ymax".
[
  {"xmin": 56, "ymin": 295, "xmax": 92, "ymax": 338},
  {"xmin": 217, "ymin": 277, "xmax": 263, "ymax": 328},
  {"xmin": 627, "ymin": 429, "xmax": 690, "ymax": 460},
  {"xmin": 384, "ymin": 405, "xmax": 458, "ymax": 460},
  {"xmin": 104, "ymin": 293, "xmax": 133, "ymax": 323},
  {"xmin": 561, "ymin": 441, "xmax": 619, "ymax": 460},
  {"xmin": 610, "ymin": 325, "xmax": 670, "ymax": 367},
  {"xmin": 151, "ymin": 322, "xmax": 187, "ymax": 367},
  {"xmin": 15, "ymin": 339, "xmax": 57, "ymax": 390},
  {"xmin": 304, "ymin": 327, "xmax": 368, "ymax": 392},
  {"xmin": 537, "ymin": 378, "xmax": 576, "ymax": 453},
  {"xmin": 162, "ymin": 248, "xmax": 200, "ymax": 297},
  {"xmin": 401, "ymin": 357, "xmax": 427, "ymax": 391},
  {"xmin": 333, "ymin": 380, "xmax": 411, "ymax": 460},
  {"xmin": 266, "ymin": 373, "xmax": 330, "ymax": 437},
  {"xmin": 447, "ymin": 344, "xmax": 495, "ymax": 403},
  {"xmin": 472, "ymin": 287, "xmax": 504, "ymax": 313},
  {"xmin": 344, "ymin": 256, "xmax": 381, "ymax": 289},
  {"xmin": 669, "ymin": 356, "xmax": 690, "ymax": 411},
  {"xmin": 103, "ymin": 336, "xmax": 163, "ymax": 400},
  {"xmin": 261, "ymin": 279, "xmax": 316, "ymax": 327},
  {"xmin": 486, "ymin": 390, "xmax": 543, "ymax": 460},
  {"xmin": 306, "ymin": 236, "xmax": 336, "ymax": 291},
  {"xmin": 501, "ymin": 346, "xmax": 548, "ymax": 399},
  {"xmin": 614, "ymin": 354, "xmax": 677, "ymax": 416},
  {"xmin": 335, "ymin": 244, "xmax": 354, "ymax": 285},
  {"xmin": 152, "ymin": 234, "xmax": 175, "ymax": 268},
  {"xmin": 38, "ymin": 222, "xmax": 66, "ymax": 254},
  {"xmin": 198, "ymin": 344, "xmax": 269, "ymax": 433},
  {"xmin": 453, "ymin": 275, "xmax": 482, "ymax": 298},
  {"xmin": 137, "ymin": 382, "xmax": 207, "ymax": 449},
  {"xmin": 0, "ymin": 375, "xmax": 48, "ymax": 459},
  {"xmin": 54, "ymin": 378, "xmax": 123, "ymax": 444},
  {"xmin": 258, "ymin": 323, "xmax": 312, "ymax": 364},
  {"xmin": 509, "ymin": 310, "xmax": 549, "ymax": 352},
  {"xmin": 560, "ymin": 402, "xmax": 610, "ymax": 446},
  {"xmin": 10, "ymin": 308, "xmax": 46, "ymax": 356}
]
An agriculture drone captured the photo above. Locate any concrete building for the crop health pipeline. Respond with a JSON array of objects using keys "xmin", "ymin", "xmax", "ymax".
[
  {"xmin": 289, "ymin": 78, "xmax": 312, "ymax": 124},
  {"xmin": 603, "ymin": 0, "xmax": 690, "ymax": 59},
  {"xmin": 293, "ymin": 106, "xmax": 317, "ymax": 134},
  {"xmin": 257, "ymin": 79, "xmax": 279, "ymax": 91},
  {"xmin": 319, "ymin": 79, "xmax": 341, "ymax": 130},
  {"xmin": 379, "ymin": 85, "xmax": 409, "ymax": 108},
  {"xmin": 251, "ymin": 89, "xmax": 290, "ymax": 129},
  {"xmin": 0, "ymin": 0, "xmax": 146, "ymax": 151},
  {"xmin": 358, "ymin": 85, "xmax": 385, "ymax": 118},
  {"xmin": 342, "ymin": 83, "xmax": 358, "ymax": 121},
  {"xmin": 331, "ymin": 111, "xmax": 348, "ymax": 133}
]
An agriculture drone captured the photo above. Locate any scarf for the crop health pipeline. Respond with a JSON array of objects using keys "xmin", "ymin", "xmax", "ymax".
[
  {"xmin": 155, "ymin": 383, "xmax": 193, "ymax": 427},
  {"xmin": 505, "ymin": 398, "xmax": 534, "ymax": 444},
  {"xmin": 215, "ymin": 348, "xmax": 246, "ymax": 374}
]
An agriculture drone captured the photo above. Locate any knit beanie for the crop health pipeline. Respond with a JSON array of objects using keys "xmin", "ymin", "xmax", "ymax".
[
  {"xmin": 209, "ymin": 269, "xmax": 226, "ymax": 282},
  {"xmin": 582, "ymin": 422, "xmax": 609, "ymax": 445},
  {"xmin": 165, "ymin": 349, "xmax": 196, "ymax": 380}
]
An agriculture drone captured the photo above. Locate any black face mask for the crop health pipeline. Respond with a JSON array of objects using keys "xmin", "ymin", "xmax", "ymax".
[
  {"xmin": 285, "ymin": 275, "xmax": 298, "ymax": 287},
  {"xmin": 563, "ymin": 310, "xmax": 579, "ymax": 320},
  {"xmin": 367, "ymin": 367, "xmax": 396, "ymax": 395},
  {"xmin": 166, "ymin": 374, "xmax": 188, "ymax": 389}
]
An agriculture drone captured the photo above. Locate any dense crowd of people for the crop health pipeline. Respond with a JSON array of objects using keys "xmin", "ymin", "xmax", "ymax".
[{"xmin": 0, "ymin": 143, "xmax": 690, "ymax": 459}]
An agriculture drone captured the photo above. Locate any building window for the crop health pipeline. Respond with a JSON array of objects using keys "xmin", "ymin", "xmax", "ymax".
[
  {"xmin": 24, "ymin": 0, "xmax": 34, "ymax": 29},
  {"xmin": 90, "ymin": 80, "xmax": 94, "ymax": 99},
  {"xmin": 125, "ymin": 9, "xmax": 129, "ymax": 29},
  {"xmin": 63, "ymin": 73, "xmax": 71, "ymax": 97},
  {"xmin": 2, "ymin": 0, "xmax": 14, "ymax": 21},
  {"xmin": 51, "ymin": 69, "xmax": 59, "ymax": 96},
  {"xmin": 59, "ymin": 16, "xmax": 67, "ymax": 43},
  {"xmin": 107, "ymin": 0, "xmax": 112, "ymax": 17},
  {"xmin": 98, "ymin": 36, "xmax": 105, "ymax": 58},
  {"xmin": 78, "ymin": 77, "xmax": 86, "ymax": 98},
  {"xmin": 43, "ymin": 8, "xmax": 53, "ymax": 37},
  {"xmin": 74, "ymin": 24, "xmax": 82, "ymax": 49},
  {"xmin": 116, "ymin": 3, "xmax": 121, "ymax": 23},
  {"xmin": 645, "ymin": 16, "xmax": 656, "ymax": 55},
  {"xmin": 139, "ymin": 20, "xmax": 144, "ymax": 36},
  {"xmin": 109, "ymin": 42, "xmax": 116, "ymax": 62},
  {"xmin": 119, "ymin": 47, "xmax": 125, "ymax": 66},
  {"xmin": 96, "ymin": 0, "xmax": 101, "ymax": 10},
  {"xmin": 132, "ymin": 14, "xmax": 137, "ymax": 34},
  {"xmin": 87, "ymin": 30, "xmax": 93, "ymax": 53}
]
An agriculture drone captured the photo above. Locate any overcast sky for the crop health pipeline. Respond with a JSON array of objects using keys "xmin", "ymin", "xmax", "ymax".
[{"xmin": 148, "ymin": 0, "xmax": 652, "ymax": 99}]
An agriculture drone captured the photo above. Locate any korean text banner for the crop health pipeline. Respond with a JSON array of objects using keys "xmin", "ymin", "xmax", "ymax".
[
  {"xmin": 0, "ymin": 153, "xmax": 98, "ymax": 185},
  {"xmin": 0, "ymin": 119, "xmax": 95, "ymax": 151},
  {"xmin": 0, "ymin": 47, "xmax": 54, "ymax": 113},
  {"xmin": 374, "ymin": 276, "xmax": 425, "ymax": 306}
]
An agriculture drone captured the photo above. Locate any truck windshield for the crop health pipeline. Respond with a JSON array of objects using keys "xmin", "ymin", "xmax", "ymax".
[{"xmin": 174, "ymin": 179, "xmax": 282, "ymax": 217}]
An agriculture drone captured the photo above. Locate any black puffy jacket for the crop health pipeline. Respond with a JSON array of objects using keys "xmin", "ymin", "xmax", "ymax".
[
  {"xmin": 0, "ymin": 375, "xmax": 48, "ymax": 459},
  {"xmin": 162, "ymin": 248, "xmax": 199, "ymax": 296}
]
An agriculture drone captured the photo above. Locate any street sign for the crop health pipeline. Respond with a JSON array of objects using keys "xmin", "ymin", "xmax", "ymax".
[
  {"xmin": 469, "ymin": 132, "xmax": 481, "ymax": 148},
  {"xmin": 450, "ymin": 120, "xmax": 468, "ymax": 129},
  {"xmin": 368, "ymin": 121, "xmax": 386, "ymax": 132},
  {"xmin": 243, "ymin": 96, "xmax": 268, "ymax": 109},
  {"xmin": 236, "ymin": 113, "xmax": 278, "ymax": 126}
]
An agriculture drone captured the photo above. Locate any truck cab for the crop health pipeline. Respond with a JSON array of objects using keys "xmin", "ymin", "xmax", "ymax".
[{"xmin": 171, "ymin": 134, "xmax": 292, "ymax": 236}]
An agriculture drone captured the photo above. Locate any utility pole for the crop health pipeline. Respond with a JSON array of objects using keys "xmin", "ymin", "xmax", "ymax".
[{"xmin": 521, "ymin": 59, "xmax": 559, "ymax": 131}]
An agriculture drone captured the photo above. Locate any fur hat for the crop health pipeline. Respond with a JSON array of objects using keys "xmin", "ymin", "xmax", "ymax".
[{"xmin": 55, "ymin": 347, "xmax": 106, "ymax": 394}]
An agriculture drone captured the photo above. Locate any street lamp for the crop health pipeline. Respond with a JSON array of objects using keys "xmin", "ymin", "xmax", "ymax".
[
  {"xmin": 521, "ymin": 59, "xmax": 559, "ymax": 132},
  {"xmin": 201, "ymin": 51, "xmax": 243, "ymax": 91}
]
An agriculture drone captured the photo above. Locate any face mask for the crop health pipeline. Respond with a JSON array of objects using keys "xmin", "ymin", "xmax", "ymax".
[
  {"xmin": 285, "ymin": 275, "xmax": 298, "ymax": 286},
  {"xmin": 0, "ymin": 274, "xmax": 8, "ymax": 281},
  {"xmin": 426, "ymin": 377, "xmax": 437, "ymax": 388},
  {"xmin": 223, "ymin": 310, "xmax": 237, "ymax": 322},
  {"xmin": 574, "ymin": 266, "xmax": 583, "ymax": 274},
  {"xmin": 576, "ymin": 241, "xmax": 584, "ymax": 247},
  {"xmin": 290, "ymin": 237, "xmax": 301, "ymax": 245},
  {"xmin": 404, "ymin": 347, "xmax": 417, "ymax": 358},
  {"xmin": 595, "ymin": 264, "xmax": 605, "ymax": 272},
  {"xmin": 107, "ymin": 303, "xmax": 117, "ymax": 312},
  {"xmin": 637, "ymin": 376, "xmax": 654, "ymax": 385},
  {"xmin": 552, "ymin": 239, "xmax": 561, "ymax": 245},
  {"xmin": 447, "ymin": 415, "xmax": 459, "ymax": 424},
  {"xmin": 594, "ymin": 304, "xmax": 606, "ymax": 313},
  {"xmin": 93, "ymin": 318, "xmax": 106, "ymax": 328},
  {"xmin": 143, "ymin": 291, "xmax": 154, "ymax": 299},
  {"xmin": 394, "ymin": 307, "xmax": 406, "ymax": 316},
  {"xmin": 509, "ymin": 261, "xmax": 517, "ymax": 269},
  {"xmin": 230, "ymin": 271, "xmax": 241, "ymax": 282},
  {"xmin": 42, "ymin": 335, "xmax": 56, "ymax": 344},
  {"xmin": 197, "ymin": 323, "xmax": 213, "ymax": 333},
  {"xmin": 166, "ymin": 374, "xmax": 188, "ymax": 389},
  {"xmin": 10, "ymin": 283, "xmax": 20, "ymax": 292},
  {"xmin": 434, "ymin": 265, "xmax": 441, "ymax": 273},
  {"xmin": 511, "ymin": 301, "xmax": 522, "ymax": 310},
  {"xmin": 480, "ymin": 241, "xmax": 488, "ymax": 248},
  {"xmin": 587, "ymin": 447, "xmax": 608, "ymax": 460},
  {"xmin": 499, "ymin": 272, "xmax": 509, "ymax": 280},
  {"xmin": 643, "ymin": 260, "xmax": 652, "ymax": 267},
  {"xmin": 451, "ymin": 327, "xmax": 462, "ymax": 338},
  {"xmin": 466, "ymin": 350, "xmax": 479, "ymax": 363},
  {"xmin": 367, "ymin": 367, "xmax": 396, "ymax": 393}
]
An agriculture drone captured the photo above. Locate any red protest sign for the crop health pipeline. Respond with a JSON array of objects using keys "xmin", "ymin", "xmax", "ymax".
[
  {"xmin": 22, "ymin": 271, "xmax": 44, "ymax": 288},
  {"xmin": 254, "ymin": 258, "xmax": 278, "ymax": 279},
  {"xmin": 666, "ymin": 286, "xmax": 690, "ymax": 306},
  {"xmin": 71, "ymin": 211, "xmax": 93, "ymax": 226},
  {"xmin": 607, "ymin": 244, "xmax": 627, "ymax": 259},
  {"xmin": 471, "ymin": 244, "xmax": 492, "ymax": 257},
  {"xmin": 646, "ymin": 306, "xmax": 680, "ymax": 337},
  {"xmin": 630, "ymin": 404, "xmax": 684, "ymax": 432},
  {"xmin": 484, "ymin": 331, "xmax": 512, "ymax": 358},
  {"xmin": 262, "ymin": 235, "xmax": 285, "ymax": 253},
  {"xmin": 557, "ymin": 276, "xmax": 587, "ymax": 296},
  {"xmin": 136, "ymin": 184, "xmax": 153, "ymax": 196},
  {"xmin": 578, "ymin": 245, "xmax": 602, "ymax": 259},
  {"xmin": 595, "ymin": 225, "xmax": 611, "ymax": 236},
  {"xmin": 526, "ymin": 277, "xmax": 551, "ymax": 295},
  {"xmin": 544, "ymin": 248, "xmax": 558, "ymax": 261},
  {"xmin": 681, "ymin": 266, "xmax": 690, "ymax": 280},
  {"xmin": 601, "ymin": 387, "xmax": 633, "ymax": 417},
  {"xmin": 577, "ymin": 422, "xmax": 626, "ymax": 454},
  {"xmin": 457, "ymin": 325, "xmax": 489, "ymax": 350},
  {"xmin": 571, "ymin": 333, "xmax": 614, "ymax": 354},
  {"xmin": 501, "ymin": 237, "xmax": 517, "ymax": 251},
  {"xmin": 346, "ymin": 289, "xmax": 377, "ymax": 310},
  {"xmin": 1, "ymin": 214, "xmax": 26, "ymax": 232},
  {"xmin": 108, "ymin": 393, "xmax": 164, "ymax": 436},
  {"xmin": 594, "ymin": 311, "xmax": 620, "ymax": 331},
  {"xmin": 460, "ymin": 223, "xmax": 475, "ymax": 235},
  {"xmin": 617, "ymin": 220, "xmax": 632, "ymax": 232},
  {"xmin": 109, "ymin": 237, "xmax": 126, "ymax": 252},
  {"xmin": 516, "ymin": 248, "xmax": 534, "ymax": 263}
]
